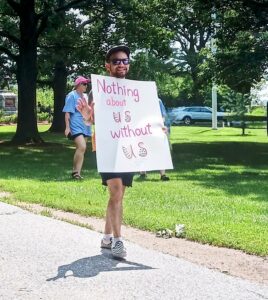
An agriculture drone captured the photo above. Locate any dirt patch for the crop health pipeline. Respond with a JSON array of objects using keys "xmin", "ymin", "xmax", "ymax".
[
  {"xmin": 15, "ymin": 201, "xmax": 268, "ymax": 285},
  {"xmin": 0, "ymin": 192, "xmax": 12, "ymax": 198}
]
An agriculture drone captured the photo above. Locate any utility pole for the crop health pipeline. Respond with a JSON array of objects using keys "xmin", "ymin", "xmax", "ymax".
[{"xmin": 211, "ymin": 9, "xmax": 217, "ymax": 130}]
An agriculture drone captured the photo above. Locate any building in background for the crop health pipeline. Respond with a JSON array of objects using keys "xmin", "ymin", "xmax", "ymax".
[{"xmin": 0, "ymin": 90, "xmax": 18, "ymax": 115}]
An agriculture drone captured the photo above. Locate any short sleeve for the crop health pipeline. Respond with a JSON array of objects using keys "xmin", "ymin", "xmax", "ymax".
[{"xmin": 63, "ymin": 92, "xmax": 76, "ymax": 113}]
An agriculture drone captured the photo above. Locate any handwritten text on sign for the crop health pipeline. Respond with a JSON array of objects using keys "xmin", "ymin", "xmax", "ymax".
[{"xmin": 91, "ymin": 74, "xmax": 173, "ymax": 172}]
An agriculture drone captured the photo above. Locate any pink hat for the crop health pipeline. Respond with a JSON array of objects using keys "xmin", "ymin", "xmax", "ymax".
[{"xmin": 74, "ymin": 76, "xmax": 90, "ymax": 86}]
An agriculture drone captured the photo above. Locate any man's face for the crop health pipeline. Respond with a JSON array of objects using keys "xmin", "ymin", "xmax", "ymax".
[{"xmin": 106, "ymin": 51, "xmax": 130, "ymax": 78}]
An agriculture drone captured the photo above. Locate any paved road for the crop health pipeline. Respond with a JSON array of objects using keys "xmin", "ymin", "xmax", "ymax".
[{"xmin": 1, "ymin": 202, "xmax": 268, "ymax": 300}]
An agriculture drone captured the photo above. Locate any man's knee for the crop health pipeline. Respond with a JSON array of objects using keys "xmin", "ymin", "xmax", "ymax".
[{"xmin": 107, "ymin": 179, "xmax": 124, "ymax": 201}]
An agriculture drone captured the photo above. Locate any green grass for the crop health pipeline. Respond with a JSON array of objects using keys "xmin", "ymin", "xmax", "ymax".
[{"xmin": 0, "ymin": 125, "xmax": 268, "ymax": 256}]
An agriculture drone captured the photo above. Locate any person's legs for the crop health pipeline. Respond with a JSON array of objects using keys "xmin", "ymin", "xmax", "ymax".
[
  {"xmin": 102, "ymin": 178, "xmax": 127, "ymax": 257},
  {"xmin": 101, "ymin": 179, "xmax": 122, "ymax": 249},
  {"xmin": 105, "ymin": 178, "xmax": 125, "ymax": 238},
  {"xmin": 160, "ymin": 170, "xmax": 170, "ymax": 181},
  {"xmin": 139, "ymin": 171, "xmax": 147, "ymax": 180},
  {"xmin": 159, "ymin": 170, "xmax": 165, "ymax": 176},
  {"xmin": 73, "ymin": 135, "xmax": 87, "ymax": 176}
]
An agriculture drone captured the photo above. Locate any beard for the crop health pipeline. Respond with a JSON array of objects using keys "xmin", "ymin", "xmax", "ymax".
[{"xmin": 112, "ymin": 68, "xmax": 129, "ymax": 78}]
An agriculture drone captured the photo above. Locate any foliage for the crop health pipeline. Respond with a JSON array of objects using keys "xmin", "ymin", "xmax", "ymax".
[
  {"xmin": 215, "ymin": 31, "xmax": 268, "ymax": 94},
  {"xmin": 0, "ymin": 112, "xmax": 17, "ymax": 124},
  {"xmin": 0, "ymin": 0, "xmax": 100, "ymax": 143},
  {"xmin": 157, "ymin": 75, "xmax": 194, "ymax": 107},
  {"xmin": 0, "ymin": 0, "xmax": 267, "ymax": 141},
  {"xmin": 221, "ymin": 89, "xmax": 252, "ymax": 135},
  {"xmin": 155, "ymin": 0, "xmax": 214, "ymax": 105},
  {"xmin": 129, "ymin": 51, "xmax": 200, "ymax": 107},
  {"xmin": 250, "ymin": 106, "xmax": 266, "ymax": 116},
  {"xmin": 103, "ymin": 0, "xmax": 173, "ymax": 58},
  {"xmin": 214, "ymin": 0, "xmax": 268, "ymax": 93},
  {"xmin": 36, "ymin": 89, "xmax": 53, "ymax": 109},
  {"xmin": 37, "ymin": 112, "xmax": 53, "ymax": 123}
]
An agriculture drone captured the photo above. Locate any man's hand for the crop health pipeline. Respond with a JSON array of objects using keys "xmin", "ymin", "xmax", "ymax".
[{"xmin": 76, "ymin": 98, "xmax": 93, "ymax": 125}]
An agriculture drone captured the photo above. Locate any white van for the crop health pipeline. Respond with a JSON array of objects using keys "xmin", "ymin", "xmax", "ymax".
[{"xmin": 0, "ymin": 90, "xmax": 18, "ymax": 115}]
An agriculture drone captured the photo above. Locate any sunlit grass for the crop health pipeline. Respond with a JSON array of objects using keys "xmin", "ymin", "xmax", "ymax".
[{"xmin": 0, "ymin": 124, "xmax": 267, "ymax": 255}]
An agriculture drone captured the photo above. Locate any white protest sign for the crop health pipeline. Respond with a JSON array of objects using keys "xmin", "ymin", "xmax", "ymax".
[{"xmin": 91, "ymin": 74, "xmax": 173, "ymax": 172}]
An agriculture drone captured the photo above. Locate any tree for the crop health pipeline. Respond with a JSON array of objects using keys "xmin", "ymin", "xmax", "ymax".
[
  {"xmin": 0, "ymin": 0, "xmax": 91, "ymax": 144},
  {"xmin": 150, "ymin": 0, "xmax": 214, "ymax": 105},
  {"xmin": 129, "ymin": 51, "xmax": 193, "ymax": 107},
  {"xmin": 8, "ymin": 0, "xmax": 174, "ymax": 135},
  {"xmin": 38, "ymin": 1, "xmax": 115, "ymax": 132},
  {"xmin": 147, "ymin": 0, "xmax": 268, "ymax": 105},
  {"xmin": 213, "ymin": 0, "xmax": 268, "ymax": 93},
  {"xmin": 222, "ymin": 89, "xmax": 251, "ymax": 135}
]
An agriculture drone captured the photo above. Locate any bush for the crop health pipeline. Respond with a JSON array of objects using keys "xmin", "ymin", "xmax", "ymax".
[
  {"xmin": 37, "ymin": 88, "xmax": 53, "ymax": 110},
  {"xmin": 0, "ymin": 113, "xmax": 17, "ymax": 124},
  {"xmin": 37, "ymin": 112, "xmax": 53, "ymax": 123}
]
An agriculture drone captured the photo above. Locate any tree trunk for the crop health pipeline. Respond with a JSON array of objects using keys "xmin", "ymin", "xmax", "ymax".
[
  {"xmin": 191, "ymin": 69, "xmax": 203, "ymax": 105},
  {"xmin": 12, "ymin": 48, "xmax": 42, "ymax": 144},
  {"xmin": 187, "ymin": 47, "xmax": 204, "ymax": 106},
  {"xmin": 49, "ymin": 61, "xmax": 67, "ymax": 133},
  {"xmin": 11, "ymin": 1, "xmax": 43, "ymax": 144}
]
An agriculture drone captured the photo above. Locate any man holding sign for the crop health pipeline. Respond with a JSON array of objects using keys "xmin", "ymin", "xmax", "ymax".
[{"xmin": 77, "ymin": 45, "xmax": 173, "ymax": 259}]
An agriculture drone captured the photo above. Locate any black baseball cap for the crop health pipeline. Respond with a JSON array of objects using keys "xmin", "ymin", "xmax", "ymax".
[{"xmin": 105, "ymin": 45, "xmax": 130, "ymax": 62}]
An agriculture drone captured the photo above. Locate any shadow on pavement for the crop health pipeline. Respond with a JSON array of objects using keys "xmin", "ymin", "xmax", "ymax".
[{"xmin": 47, "ymin": 250, "xmax": 154, "ymax": 281}]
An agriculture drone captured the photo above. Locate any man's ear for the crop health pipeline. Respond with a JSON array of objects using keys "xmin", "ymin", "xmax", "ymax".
[{"xmin": 105, "ymin": 63, "xmax": 111, "ymax": 73}]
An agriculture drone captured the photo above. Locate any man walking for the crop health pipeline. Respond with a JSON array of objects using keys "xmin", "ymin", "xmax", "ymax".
[{"xmin": 77, "ymin": 46, "xmax": 132, "ymax": 258}]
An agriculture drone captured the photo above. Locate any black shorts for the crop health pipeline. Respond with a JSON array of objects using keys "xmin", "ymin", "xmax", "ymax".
[
  {"xmin": 68, "ymin": 133, "xmax": 90, "ymax": 140},
  {"xmin": 100, "ymin": 172, "xmax": 134, "ymax": 187}
]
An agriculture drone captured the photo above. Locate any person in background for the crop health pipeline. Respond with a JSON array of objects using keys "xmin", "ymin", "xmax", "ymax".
[
  {"xmin": 63, "ymin": 76, "xmax": 91, "ymax": 180},
  {"xmin": 139, "ymin": 98, "xmax": 170, "ymax": 181}
]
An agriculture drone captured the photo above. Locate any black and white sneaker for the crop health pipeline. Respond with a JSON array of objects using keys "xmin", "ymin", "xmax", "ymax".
[{"xmin": 111, "ymin": 241, "xmax": 127, "ymax": 258}]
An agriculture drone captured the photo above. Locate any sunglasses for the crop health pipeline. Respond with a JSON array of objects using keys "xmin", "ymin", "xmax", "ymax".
[
  {"xmin": 81, "ymin": 83, "xmax": 88, "ymax": 86},
  {"xmin": 110, "ymin": 58, "xmax": 130, "ymax": 65}
]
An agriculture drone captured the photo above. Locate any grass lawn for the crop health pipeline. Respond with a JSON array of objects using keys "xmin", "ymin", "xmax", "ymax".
[{"xmin": 0, "ymin": 124, "xmax": 268, "ymax": 256}]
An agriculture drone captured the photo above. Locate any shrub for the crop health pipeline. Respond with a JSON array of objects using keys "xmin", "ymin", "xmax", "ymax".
[
  {"xmin": 37, "ymin": 112, "xmax": 53, "ymax": 123},
  {"xmin": 0, "ymin": 113, "xmax": 17, "ymax": 124}
]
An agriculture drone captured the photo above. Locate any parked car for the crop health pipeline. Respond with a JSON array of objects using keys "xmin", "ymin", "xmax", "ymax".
[
  {"xmin": 167, "ymin": 106, "xmax": 225, "ymax": 125},
  {"xmin": 166, "ymin": 107, "xmax": 185, "ymax": 124},
  {"xmin": 0, "ymin": 90, "xmax": 18, "ymax": 115}
]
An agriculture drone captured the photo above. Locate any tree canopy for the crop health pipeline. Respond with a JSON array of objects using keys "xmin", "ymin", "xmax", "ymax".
[{"xmin": 0, "ymin": 0, "xmax": 267, "ymax": 143}]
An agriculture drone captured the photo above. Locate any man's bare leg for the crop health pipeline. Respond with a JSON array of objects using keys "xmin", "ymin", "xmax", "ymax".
[
  {"xmin": 102, "ymin": 178, "xmax": 127, "ymax": 257},
  {"xmin": 105, "ymin": 178, "xmax": 125, "ymax": 237}
]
